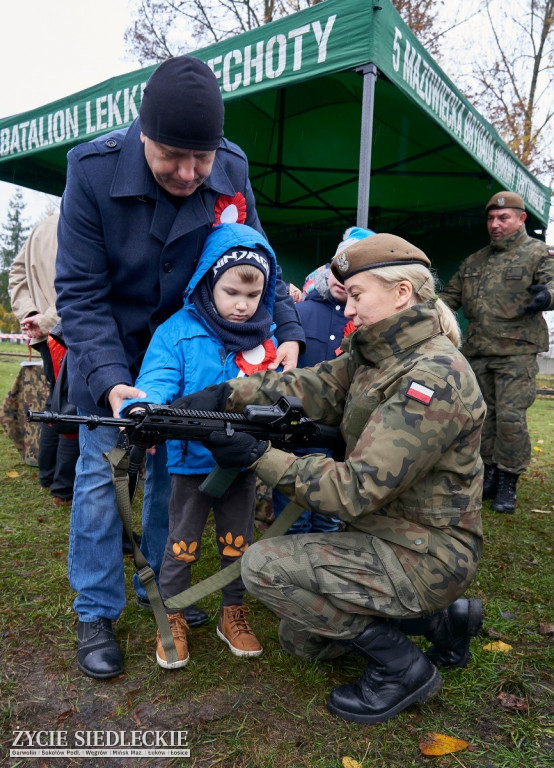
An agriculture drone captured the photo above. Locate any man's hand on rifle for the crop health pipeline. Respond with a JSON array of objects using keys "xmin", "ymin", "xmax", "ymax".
[
  {"xmin": 108, "ymin": 384, "xmax": 146, "ymax": 418},
  {"xmin": 203, "ymin": 431, "xmax": 268, "ymax": 469}
]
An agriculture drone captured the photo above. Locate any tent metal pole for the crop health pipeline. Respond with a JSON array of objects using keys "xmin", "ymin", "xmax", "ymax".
[{"xmin": 356, "ymin": 63, "xmax": 378, "ymax": 228}]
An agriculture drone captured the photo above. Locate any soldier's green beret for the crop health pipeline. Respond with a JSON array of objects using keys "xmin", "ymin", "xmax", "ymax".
[
  {"xmin": 331, "ymin": 233, "xmax": 430, "ymax": 284},
  {"xmin": 485, "ymin": 190, "xmax": 525, "ymax": 213}
]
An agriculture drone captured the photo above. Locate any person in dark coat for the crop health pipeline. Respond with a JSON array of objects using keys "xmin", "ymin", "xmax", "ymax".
[{"xmin": 55, "ymin": 55, "xmax": 304, "ymax": 679}]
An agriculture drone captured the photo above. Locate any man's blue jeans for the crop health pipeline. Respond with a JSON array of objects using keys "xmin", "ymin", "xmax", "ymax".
[{"xmin": 68, "ymin": 413, "xmax": 170, "ymax": 621}]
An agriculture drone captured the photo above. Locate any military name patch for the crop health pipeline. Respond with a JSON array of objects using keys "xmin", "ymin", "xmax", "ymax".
[{"xmin": 406, "ymin": 381, "xmax": 434, "ymax": 405}]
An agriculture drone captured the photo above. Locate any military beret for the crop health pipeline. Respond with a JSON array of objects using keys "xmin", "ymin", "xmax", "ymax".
[
  {"xmin": 485, "ymin": 190, "xmax": 525, "ymax": 213},
  {"xmin": 331, "ymin": 233, "xmax": 431, "ymax": 283},
  {"xmin": 140, "ymin": 55, "xmax": 224, "ymax": 151}
]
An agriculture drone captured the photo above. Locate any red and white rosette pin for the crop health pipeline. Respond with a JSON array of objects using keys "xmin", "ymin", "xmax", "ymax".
[
  {"xmin": 235, "ymin": 339, "xmax": 277, "ymax": 377},
  {"xmin": 214, "ymin": 192, "xmax": 247, "ymax": 225}
]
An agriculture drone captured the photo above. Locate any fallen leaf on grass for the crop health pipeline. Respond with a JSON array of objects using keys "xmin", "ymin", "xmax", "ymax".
[
  {"xmin": 419, "ymin": 732, "xmax": 469, "ymax": 756},
  {"xmin": 497, "ymin": 692, "xmax": 527, "ymax": 711},
  {"xmin": 6, "ymin": 470, "xmax": 19, "ymax": 478},
  {"xmin": 539, "ymin": 622, "xmax": 554, "ymax": 635},
  {"xmin": 483, "ymin": 640, "xmax": 513, "ymax": 652},
  {"xmin": 342, "ymin": 758, "xmax": 364, "ymax": 768}
]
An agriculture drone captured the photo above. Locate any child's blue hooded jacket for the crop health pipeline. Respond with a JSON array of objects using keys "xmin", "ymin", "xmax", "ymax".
[{"xmin": 121, "ymin": 223, "xmax": 278, "ymax": 474}]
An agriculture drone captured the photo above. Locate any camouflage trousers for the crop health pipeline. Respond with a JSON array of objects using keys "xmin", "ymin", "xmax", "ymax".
[
  {"xmin": 241, "ymin": 532, "xmax": 423, "ymax": 661},
  {"xmin": 469, "ymin": 354, "xmax": 538, "ymax": 475}
]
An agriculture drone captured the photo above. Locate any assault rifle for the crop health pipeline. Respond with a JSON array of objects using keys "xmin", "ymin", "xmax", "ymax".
[{"xmin": 27, "ymin": 396, "xmax": 342, "ymax": 498}]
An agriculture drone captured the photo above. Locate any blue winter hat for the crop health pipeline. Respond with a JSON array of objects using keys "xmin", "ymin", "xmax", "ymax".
[{"xmin": 334, "ymin": 227, "xmax": 376, "ymax": 260}]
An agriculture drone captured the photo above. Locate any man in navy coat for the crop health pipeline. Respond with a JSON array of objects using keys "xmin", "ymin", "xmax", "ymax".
[{"xmin": 56, "ymin": 56, "xmax": 304, "ymax": 679}]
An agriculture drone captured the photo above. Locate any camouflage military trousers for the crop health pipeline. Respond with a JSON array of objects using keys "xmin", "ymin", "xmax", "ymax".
[
  {"xmin": 241, "ymin": 532, "xmax": 423, "ymax": 661},
  {"xmin": 469, "ymin": 354, "xmax": 538, "ymax": 475}
]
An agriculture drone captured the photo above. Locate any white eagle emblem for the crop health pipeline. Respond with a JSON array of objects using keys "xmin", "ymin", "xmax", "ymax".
[
  {"xmin": 335, "ymin": 253, "xmax": 350, "ymax": 273},
  {"xmin": 497, "ymin": 196, "xmax": 505, "ymax": 206}
]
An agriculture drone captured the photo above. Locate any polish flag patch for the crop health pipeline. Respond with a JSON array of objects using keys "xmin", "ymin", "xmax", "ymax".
[{"xmin": 406, "ymin": 381, "xmax": 435, "ymax": 405}]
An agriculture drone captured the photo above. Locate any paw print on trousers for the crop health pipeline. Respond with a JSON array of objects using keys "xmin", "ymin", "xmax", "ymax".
[
  {"xmin": 172, "ymin": 540, "xmax": 198, "ymax": 562},
  {"xmin": 219, "ymin": 532, "xmax": 249, "ymax": 557}
]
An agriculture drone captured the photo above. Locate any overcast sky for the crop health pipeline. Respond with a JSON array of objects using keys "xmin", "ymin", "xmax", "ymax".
[{"xmin": 0, "ymin": 0, "xmax": 139, "ymax": 222}]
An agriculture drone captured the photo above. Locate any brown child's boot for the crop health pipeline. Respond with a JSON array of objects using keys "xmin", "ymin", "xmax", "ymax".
[
  {"xmin": 156, "ymin": 613, "xmax": 190, "ymax": 669},
  {"xmin": 217, "ymin": 605, "xmax": 263, "ymax": 658}
]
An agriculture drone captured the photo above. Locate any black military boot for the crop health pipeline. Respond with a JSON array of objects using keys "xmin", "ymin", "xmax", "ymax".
[
  {"xmin": 77, "ymin": 619, "xmax": 123, "ymax": 679},
  {"xmin": 492, "ymin": 470, "xmax": 518, "ymax": 514},
  {"xmin": 482, "ymin": 464, "xmax": 498, "ymax": 500},
  {"xmin": 425, "ymin": 598, "xmax": 483, "ymax": 667},
  {"xmin": 391, "ymin": 598, "xmax": 483, "ymax": 668},
  {"xmin": 326, "ymin": 621, "xmax": 442, "ymax": 724}
]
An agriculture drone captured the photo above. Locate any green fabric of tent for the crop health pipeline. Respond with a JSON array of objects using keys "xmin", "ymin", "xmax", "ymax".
[{"xmin": 0, "ymin": 0, "xmax": 550, "ymax": 284}]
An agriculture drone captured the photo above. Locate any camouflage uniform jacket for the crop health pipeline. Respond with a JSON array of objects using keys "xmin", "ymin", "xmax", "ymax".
[
  {"xmin": 440, "ymin": 226, "xmax": 554, "ymax": 357},
  {"xmin": 226, "ymin": 302, "xmax": 486, "ymax": 599}
]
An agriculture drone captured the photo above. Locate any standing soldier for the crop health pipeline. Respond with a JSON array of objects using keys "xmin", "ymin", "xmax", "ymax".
[
  {"xmin": 440, "ymin": 191, "xmax": 554, "ymax": 514},
  {"xmin": 181, "ymin": 234, "xmax": 486, "ymax": 725}
]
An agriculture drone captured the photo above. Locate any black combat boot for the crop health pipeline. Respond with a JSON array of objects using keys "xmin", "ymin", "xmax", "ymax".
[
  {"xmin": 492, "ymin": 470, "xmax": 518, "ymax": 514},
  {"xmin": 77, "ymin": 619, "xmax": 123, "ymax": 679},
  {"xmin": 326, "ymin": 621, "xmax": 442, "ymax": 724},
  {"xmin": 425, "ymin": 598, "xmax": 483, "ymax": 667},
  {"xmin": 482, "ymin": 464, "xmax": 498, "ymax": 500},
  {"xmin": 391, "ymin": 598, "xmax": 483, "ymax": 668}
]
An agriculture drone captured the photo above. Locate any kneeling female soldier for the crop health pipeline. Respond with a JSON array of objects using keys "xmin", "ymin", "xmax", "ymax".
[{"xmin": 185, "ymin": 233, "xmax": 486, "ymax": 724}]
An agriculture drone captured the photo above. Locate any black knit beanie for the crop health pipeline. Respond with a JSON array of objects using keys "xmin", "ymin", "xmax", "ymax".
[
  {"xmin": 209, "ymin": 247, "xmax": 270, "ymax": 289},
  {"xmin": 139, "ymin": 55, "xmax": 224, "ymax": 150}
]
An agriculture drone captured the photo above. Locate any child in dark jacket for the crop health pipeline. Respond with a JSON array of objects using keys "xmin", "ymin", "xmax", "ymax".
[{"xmin": 122, "ymin": 222, "xmax": 278, "ymax": 669}]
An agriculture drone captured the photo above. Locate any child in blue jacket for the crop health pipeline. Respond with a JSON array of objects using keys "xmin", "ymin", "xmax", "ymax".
[{"xmin": 122, "ymin": 222, "xmax": 278, "ymax": 669}]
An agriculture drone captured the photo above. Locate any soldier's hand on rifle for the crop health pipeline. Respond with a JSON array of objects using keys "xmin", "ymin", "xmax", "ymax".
[
  {"xmin": 203, "ymin": 431, "xmax": 268, "ymax": 469},
  {"xmin": 173, "ymin": 382, "xmax": 231, "ymax": 412},
  {"xmin": 522, "ymin": 284, "xmax": 551, "ymax": 314}
]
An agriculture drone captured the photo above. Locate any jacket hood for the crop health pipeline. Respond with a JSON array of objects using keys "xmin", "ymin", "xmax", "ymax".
[{"xmin": 183, "ymin": 223, "xmax": 277, "ymax": 314}]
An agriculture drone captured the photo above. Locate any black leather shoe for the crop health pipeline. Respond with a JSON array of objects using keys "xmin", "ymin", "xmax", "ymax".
[
  {"xmin": 136, "ymin": 596, "xmax": 210, "ymax": 627},
  {"xmin": 77, "ymin": 619, "xmax": 123, "ymax": 679},
  {"xmin": 181, "ymin": 604, "xmax": 210, "ymax": 627}
]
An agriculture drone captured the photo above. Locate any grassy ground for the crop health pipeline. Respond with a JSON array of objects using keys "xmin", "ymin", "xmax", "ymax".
[{"xmin": 0, "ymin": 341, "xmax": 552, "ymax": 768}]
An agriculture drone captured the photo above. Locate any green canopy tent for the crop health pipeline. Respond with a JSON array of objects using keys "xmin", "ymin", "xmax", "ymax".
[{"xmin": 0, "ymin": 0, "xmax": 550, "ymax": 285}]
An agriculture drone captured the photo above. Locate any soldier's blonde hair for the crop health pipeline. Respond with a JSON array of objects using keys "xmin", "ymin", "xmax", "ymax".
[{"xmin": 370, "ymin": 264, "xmax": 461, "ymax": 348}]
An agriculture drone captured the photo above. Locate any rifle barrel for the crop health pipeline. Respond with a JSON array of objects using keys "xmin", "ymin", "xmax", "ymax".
[{"xmin": 26, "ymin": 410, "xmax": 135, "ymax": 429}]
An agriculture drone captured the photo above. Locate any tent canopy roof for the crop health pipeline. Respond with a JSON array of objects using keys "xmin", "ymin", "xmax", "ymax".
[{"xmin": 0, "ymin": 0, "xmax": 549, "ymax": 236}]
